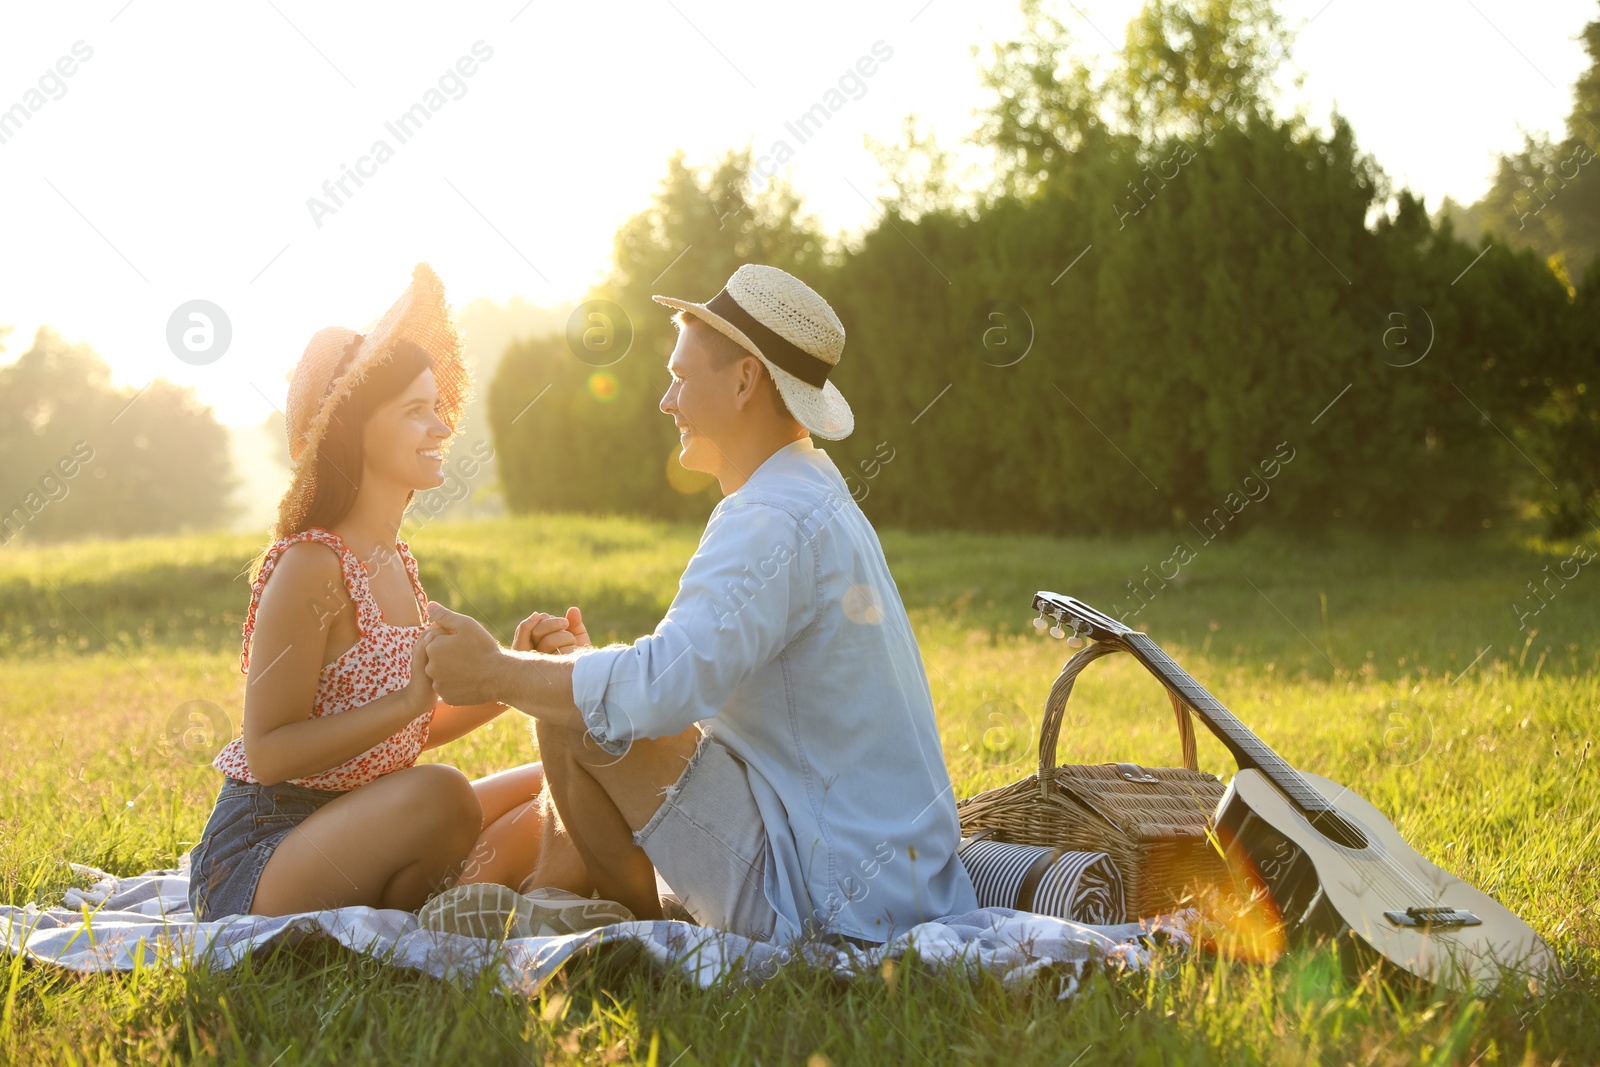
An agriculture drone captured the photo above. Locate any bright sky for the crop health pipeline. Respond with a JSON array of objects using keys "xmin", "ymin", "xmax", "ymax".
[{"xmin": 1, "ymin": 0, "xmax": 1593, "ymax": 426}]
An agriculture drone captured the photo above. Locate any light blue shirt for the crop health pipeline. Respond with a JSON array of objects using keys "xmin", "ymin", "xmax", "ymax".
[{"xmin": 570, "ymin": 437, "xmax": 978, "ymax": 943}]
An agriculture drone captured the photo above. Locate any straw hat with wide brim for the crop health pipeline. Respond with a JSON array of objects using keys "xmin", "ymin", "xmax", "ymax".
[
  {"xmin": 273, "ymin": 262, "xmax": 472, "ymax": 539},
  {"xmin": 652, "ymin": 263, "xmax": 854, "ymax": 440}
]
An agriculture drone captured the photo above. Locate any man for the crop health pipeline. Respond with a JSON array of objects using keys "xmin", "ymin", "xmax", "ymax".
[{"xmin": 422, "ymin": 264, "xmax": 977, "ymax": 944}]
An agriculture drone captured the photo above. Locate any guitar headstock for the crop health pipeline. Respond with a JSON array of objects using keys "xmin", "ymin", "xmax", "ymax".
[{"xmin": 1031, "ymin": 591, "xmax": 1134, "ymax": 646}]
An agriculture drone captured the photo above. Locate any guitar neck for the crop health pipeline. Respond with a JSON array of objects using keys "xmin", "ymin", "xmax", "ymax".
[{"xmin": 1121, "ymin": 631, "xmax": 1334, "ymax": 815}]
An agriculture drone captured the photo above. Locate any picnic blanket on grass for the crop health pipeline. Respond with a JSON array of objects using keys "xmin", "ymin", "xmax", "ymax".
[{"xmin": 0, "ymin": 855, "xmax": 1191, "ymax": 999}]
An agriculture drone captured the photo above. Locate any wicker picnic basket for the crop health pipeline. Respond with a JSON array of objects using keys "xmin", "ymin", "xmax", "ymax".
[{"xmin": 956, "ymin": 640, "xmax": 1231, "ymax": 920}]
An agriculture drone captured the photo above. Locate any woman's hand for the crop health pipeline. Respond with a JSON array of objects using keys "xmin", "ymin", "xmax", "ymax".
[
  {"xmin": 514, "ymin": 611, "xmax": 579, "ymax": 655},
  {"xmin": 405, "ymin": 633, "xmax": 439, "ymax": 718}
]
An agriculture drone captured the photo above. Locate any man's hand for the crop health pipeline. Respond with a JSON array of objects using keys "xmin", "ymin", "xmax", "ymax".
[
  {"xmin": 514, "ymin": 607, "xmax": 591, "ymax": 654},
  {"xmin": 564, "ymin": 606, "xmax": 591, "ymax": 648},
  {"xmin": 514, "ymin": 611, "xmax": 575, "ymax": 655},
  {"xmin": 421, "ymin": 601, "xmax": 505, "ymax": 706}
]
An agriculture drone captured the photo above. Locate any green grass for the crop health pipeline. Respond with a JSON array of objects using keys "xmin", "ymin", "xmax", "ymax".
[{"xmin": 0, "ymin": 515, "xmax": 1596, "ymax": 1064}]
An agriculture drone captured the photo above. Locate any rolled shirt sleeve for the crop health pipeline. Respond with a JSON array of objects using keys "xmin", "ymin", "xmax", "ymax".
[
  {"xmin": 569, "ymin": 500, "xmax": 815, "ymax": 755},
  {"xmin": 569, "ymin": 648, "xmax": 632, "ymax": 757}
]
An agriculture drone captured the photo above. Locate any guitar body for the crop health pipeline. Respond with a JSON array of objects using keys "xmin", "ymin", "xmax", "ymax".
[{"xmin": 1215, "ymin": 768, "xmax": 1554, "ymax": 990}]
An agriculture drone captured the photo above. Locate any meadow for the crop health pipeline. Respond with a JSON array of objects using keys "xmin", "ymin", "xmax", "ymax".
[{"xmin": 0, "ymin": 514, "xmax": 1595, "ymax": 1065}]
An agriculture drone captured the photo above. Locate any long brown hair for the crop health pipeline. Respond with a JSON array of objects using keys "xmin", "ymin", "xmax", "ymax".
[{"xmin": 247, "ymin": 338, "xmax": 435, "ymax": 583}]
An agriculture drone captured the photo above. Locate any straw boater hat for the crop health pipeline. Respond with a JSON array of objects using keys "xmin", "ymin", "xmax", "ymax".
[
  {"xmin": 273, "ymin": 262, "xmax": 472, "ymax": 538},
  {"xmin": 652, "ymin": 264, "xmax": 854, "ymax": 440}
]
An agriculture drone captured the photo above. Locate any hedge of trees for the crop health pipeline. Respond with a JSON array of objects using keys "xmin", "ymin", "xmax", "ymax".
[
  {"xmin": 491, "ymin": 0, "xmax": 1598, "ymax": 538},
  {"xmin": 0, "ymin": 328, "xmax": 234, "ymax": 545}
]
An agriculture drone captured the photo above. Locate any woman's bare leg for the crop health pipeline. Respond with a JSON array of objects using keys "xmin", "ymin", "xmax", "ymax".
[
  {"xmin": 451, "ymin": 762, "xmax": 591, "ymax": 893},
  {"xmin": 468, "ymin": 762, "xmax": 546, "ymax": 825},
  {"xmin": 249, "ymin": 763, "xmax": 483, "ymax": 915}
]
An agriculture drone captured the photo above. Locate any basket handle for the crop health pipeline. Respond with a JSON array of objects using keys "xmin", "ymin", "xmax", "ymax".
[{"xmin": 1035, "ymin": 640, "xmax": 1200, "ymax": 800}]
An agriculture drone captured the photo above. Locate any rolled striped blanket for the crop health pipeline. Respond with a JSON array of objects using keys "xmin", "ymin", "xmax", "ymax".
[{"xmin": 958, "ymin": 837, "xmax": 1125, "ymax": 925}]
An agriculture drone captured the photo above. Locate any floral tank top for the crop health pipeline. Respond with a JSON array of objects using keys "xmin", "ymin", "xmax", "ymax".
[{"xmin": 212, "ymin": 527, "xmax": 435, "ymax": 791}]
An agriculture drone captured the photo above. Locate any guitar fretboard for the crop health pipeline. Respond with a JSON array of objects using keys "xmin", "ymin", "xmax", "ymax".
[{"xmin": 1124, "ymin": 633, "xmax": 1333, "ymax": 814}]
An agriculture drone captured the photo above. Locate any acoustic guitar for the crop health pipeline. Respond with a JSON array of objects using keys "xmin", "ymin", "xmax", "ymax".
[{"xmin": 1032, "ymin": 590, "xmax": 1554, "ymax": 991}]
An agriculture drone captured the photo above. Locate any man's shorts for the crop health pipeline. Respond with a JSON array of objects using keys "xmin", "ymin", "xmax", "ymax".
[{"xmin": 633, "ymin": 729, "xmax": 779, "ymax": 941}]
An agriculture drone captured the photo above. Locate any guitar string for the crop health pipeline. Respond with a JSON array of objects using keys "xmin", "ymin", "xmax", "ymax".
[
  {"xmin": 1050, "ymin": 601, "xmax": 1445, "ymax": 905},
  {"xmin": 1305, "ymin": 806, "xmax": 1486, "ymax": 977},
  {"xmin": 1310, "ymin": 782, "xmax": 1465, "ymax": 930},
  {"xmin": 1307, "ymin": 800, "xmax": 1520, "ymax": 977},
  {"xmin": 1088, "ymin": 614, "xmax": 1527, "ymax": 969},
  {"xmin": 1050, "ymin": 601, "xmax": 1457, "ymax": 911},
  {"xmin": 1133, "ymin": 636, "xmax": 1452, "ymax": 908}
]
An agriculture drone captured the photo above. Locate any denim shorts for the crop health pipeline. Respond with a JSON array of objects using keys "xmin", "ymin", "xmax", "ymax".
[
  {"xmin": 633, "ymin": 731, "xmax": 779, "ymax": 941},
  {"xmin": 188, "ymin": 776, "xmax": 347, "ymax": 921}
]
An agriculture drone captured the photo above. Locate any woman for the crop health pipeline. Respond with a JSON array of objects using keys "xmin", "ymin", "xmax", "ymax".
[{"xmin": 188, "ymin": 263, "xmax": 585, "ymax": 921}]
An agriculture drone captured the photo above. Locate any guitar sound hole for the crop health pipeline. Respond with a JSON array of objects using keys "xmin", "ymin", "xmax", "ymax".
[{"xmin": 1308, "ymin": 809, "xmax": 1369, "ymax": 850}]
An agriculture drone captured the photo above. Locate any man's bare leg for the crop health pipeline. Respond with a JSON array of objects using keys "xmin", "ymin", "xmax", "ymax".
[
  {"xmin": 449, "ymin": 763, "xmax": 595, "ymax": 894},
  {"xmin": 531, "ymin": 717, "xmax": 699, "ymax": 921},
  {"xmin": 509, "ymin": 791, "xmax": 596, "ymax": 896}
]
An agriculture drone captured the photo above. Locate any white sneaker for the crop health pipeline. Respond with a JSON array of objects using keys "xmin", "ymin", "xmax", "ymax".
[
  {"xmin": 518, "ymin": 886, "xmax": 635, "ymax": 936},
  {"xmin": 419, "ymin": 883, "xmax": 636, "ymax": 941},
  {"xmin": 418, "ymin": 882, "xmax": 536, "ymax": 940}
]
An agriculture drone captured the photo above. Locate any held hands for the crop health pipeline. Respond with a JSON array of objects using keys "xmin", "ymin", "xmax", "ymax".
[
  {"xmin": 419, "ymin": 602, "xmax": 590, "ymax": 706},
  {"xmin": 420, "ymin": 601, "xmax": 504, "ymax": 706},
  {"xmin": 513, "ymin": 607, "xmax": 590, "ymax": 655},
  {"xmin": 416, "ymin": 601, "xmax": 592, "ymax": 710}
]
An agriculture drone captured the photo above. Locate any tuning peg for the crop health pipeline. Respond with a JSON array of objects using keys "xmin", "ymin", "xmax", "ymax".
[
  {"xmin": 1032, "ymin": 613, "xmax": 1049, "ymax": 632},
  {"xmin": 1049, "ymin": 622, "xmax": 1066, "ymax": 640},
  {"xmin": 1066, "ymin": 630, "xmax": 1085, "ymax": 648}
]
